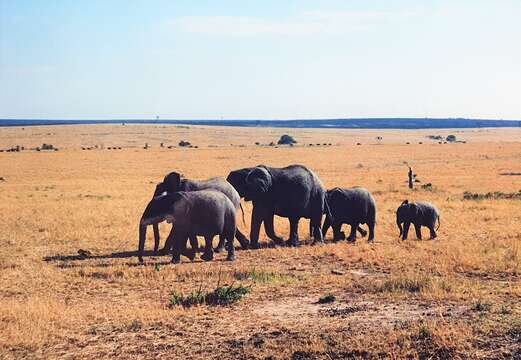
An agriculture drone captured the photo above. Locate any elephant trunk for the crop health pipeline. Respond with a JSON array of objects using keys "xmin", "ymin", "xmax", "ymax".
[
  {"xmin": 397, "ymin": 219, "xmax": 403, "ymax": 237},
  {"xmin": 138, "ymin": 223, "xmax": 147, "ymax": 263}
]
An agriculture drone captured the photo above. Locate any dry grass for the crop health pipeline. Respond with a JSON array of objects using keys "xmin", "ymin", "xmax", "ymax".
[{"xmin": 0, "ymin": 124, "xmax": 520, "ymax": 359}]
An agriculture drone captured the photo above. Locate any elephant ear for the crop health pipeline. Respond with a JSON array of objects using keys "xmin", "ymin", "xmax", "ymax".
[
  {"xmin": 245, "ymin": 167, "xmax": 272, "ymax": 199},
  {"xmin": 163, "ymin": 172, "xmax": 182, "ymax": 193},
  {"xmin": 409, "ymin": 203, "xmax": 420, "ymax": 217},
  {"xmin": 153, "ymin": 182, "xmax": 167, "ymax": 198},
  {"xmin": 226, "ymin": 168, "xmax": 252, "ymax": 197}
]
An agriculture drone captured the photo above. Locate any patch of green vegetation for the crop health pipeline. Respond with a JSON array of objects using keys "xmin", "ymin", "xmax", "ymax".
[
  {"xmin": 169, "ymin": 284, "xmax": 250, "ymax": 308},
  {"xmin": 463, "ymin": 190, "xmax": 521, "ymax": 200},
  {"xmin": 472, "ymin": 299, "xmax": 492, "ymax": 312},
  {"xmin": 233, "ymin": 268, "xmax": 292, "ymax": 284},
  {"xmin": 421, "ymin": 183, "xmax": 435, "ymax": 191}
]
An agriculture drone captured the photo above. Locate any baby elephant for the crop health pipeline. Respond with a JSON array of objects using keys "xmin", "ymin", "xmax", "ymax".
[
  {"xmin": 322, "ymin": 187, "xmax": 376, "ymax": 242},
  {"xmin": 138, "ymin": 190, "xmax": 237, "ymax": 263},
  {"xmin": 396, "ymin": 200, "xmax": 440, "ymax": 240}
]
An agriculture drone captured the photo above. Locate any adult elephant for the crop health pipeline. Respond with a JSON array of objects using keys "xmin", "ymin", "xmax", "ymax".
[
  {"xmin": 151, "ymin": 172, "xmax": 249, "ymax": 254},
  {"xmin": 226, "ymin": 165, "xmax": 331, "ymax": 248}
]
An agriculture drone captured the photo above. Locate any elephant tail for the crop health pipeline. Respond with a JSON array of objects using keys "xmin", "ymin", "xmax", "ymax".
[
  {"xmin": 323, "ymin": 196, "xmax": 334, "ymax": 226},
  {"xmin": 436, "ymin": 215, "xmax": 440, "ymax": 231},
  {"xmin": 240, "ymin": 202, "xmax": 246, "ymax": 226}
]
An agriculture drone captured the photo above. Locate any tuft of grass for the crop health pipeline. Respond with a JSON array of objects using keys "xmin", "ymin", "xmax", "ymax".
[
  {"xmin": 233, "ymin": 268, "xmax": 292, "ymax": 284},
  {"xmin": 463, "ymin": 190, "xmax": 521, "ymax": 200},
  {"xmin": 169, "ymin": 284, "xmax": 250, "ymax": 308},
  {"xmin": 471, "ymin": 299, "xmax": 492, "ymax": 312},
  {"xmin": 421, "ymin": 183, "xmax": 434, "ymax": 191},
  {"xmin": 377, "ymin": 273, "xmax": 433, "ymax": 294}
]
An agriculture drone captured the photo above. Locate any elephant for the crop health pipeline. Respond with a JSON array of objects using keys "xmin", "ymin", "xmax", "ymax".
[
  {"xmin": 396, "ymin": 200, "xmax": 440, "ymax": 240},
  {"xmin": 322, "ymin": 187, "xmax": 376, "ymax": 242},
  {"xmin": 138, "ymin": 190, "xmax": 237, "ymax": 263},
  {"xmin": 151, "ymin": 172, "xmax": 249, "ymax": 254},
  {"xmin": 226, "ymin": 164, "xmax": 332, "ymax": 248}
]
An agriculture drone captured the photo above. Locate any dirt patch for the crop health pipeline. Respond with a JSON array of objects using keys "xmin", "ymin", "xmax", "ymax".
[{"xmin": 253, "ymin": 296, "xmax": 468, "ymax": 327}]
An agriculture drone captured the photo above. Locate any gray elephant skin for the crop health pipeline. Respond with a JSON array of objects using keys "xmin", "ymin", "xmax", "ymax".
[
  {"xmin": 152, "ymin": 172, "xmax": 249, "ymax": 254},
  {"xmin": 138, "ymin": 190, "xmax": 237, "ymax": 263},
  {"xmin": 226, "ymin": 164, "xmax": 332, "ymax": 247},
  {"xmin": 396, "ymin": 200, "xmax": 440, "ymax": 240},
  {"xmin": 322, "ymin": 187, "xmax": 376, "ymax": 242}
]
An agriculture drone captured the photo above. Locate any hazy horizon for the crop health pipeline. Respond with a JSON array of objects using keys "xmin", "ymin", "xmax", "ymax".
[{"xmin": 1, "ymin": 1, "xmax": 520, "ymax": 120}]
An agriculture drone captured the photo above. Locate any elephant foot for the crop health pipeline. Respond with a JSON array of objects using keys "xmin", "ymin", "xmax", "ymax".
[
  {"xmin": 237, "ymin": 238, "xmax": 250, "ymax": 249},
  {"xmin": 272, "ymin": 237, "xmax": 285, "ymax": 247},
  {"xmin": 181, "ymin": 248, "xmax": 196, "ymax": 261},
  {"xmin": 201, "ymin": 251, "xmax": 214, "ymax": 262},
  {"xmin": 249, "ymin": 242, "xmax": 261, "ymax": 250},
  {"xmin": 214, "ymin": 246, "xmax": 226, "ymax": 253},
  {"xmin": 138, "ymin": 256, "xmax": 144, "ymax": 264},
  {"xmin": 312, "ymin": 240, "xmax": 324, "ymax": 246},
  {"xmin": 158, "ymin": 247, "xmax": 170, "ymax": 255},
  {"xmin": 286, "ymin": 240, "xmax": 300, "ymax": 247},
  {"xmin": 226, "ymin": 254, "xmax": 236, "ymax": 261},
  {"xmin": 171, "ymin": 254, "xmax": 181, "ymax": 264},
  {"xmin": 358, "ymin": 228, "xmax": 368, "ymax": 237},
  {"xmin": 346, "ymin": 236, "xmax": 356, "ymax": 243},
  {"xmin": 367, "ymin": 237, "xmax": 375, "ymax": 243}
]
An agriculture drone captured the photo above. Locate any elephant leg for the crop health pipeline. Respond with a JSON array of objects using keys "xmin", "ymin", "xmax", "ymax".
[
  {"xmin": 153, "ymin": 223, "xmax": 160, "ymax": 254},
  {"xmin": 332, "ymin": 223, "xmax": 344, "ymax": 241},
  {"xmin": 357, "ymin": 226, "xmax": 368, "ymax": 238},
  {"xmin": 178, "ymin": 235, "xmax": 197, "ymax": 261},
  {"xmin": 226, "ymin": 234, "xmax": 236, "ymax": 261},
  {"xmin": 429, "ymin": 225, "xmax": 437, "ymax": 239},
  {"xmin": 286, "ymin": 218, "xmax": 300, "ymax": 247},
  {"xmin": 347, "ymin": 223, "xmax": 358, "ymax": 242},
  {"xmin": 200, "ymin": 235, "xmax": 214, "ymax": 261},
  {"xmin": 311, "ymin": 215, "xmax": 324, "ymax": 244},
  {"xmin": 215, "ymin": 235, "xmax": 226, "ymax": 253},
  {"xmin": 414, "ymin": 223, "xmax": 422, "ymax": 240},
  {"xmin": 171, "ymin": 232, "xmax": 187, "ymax": 264},
  {"xmin": 367, "ymin": 221, "xmax": 375, "ymax": 242},
  {"xmin": 322, "ymin": 216, "xmax": 331, "ymax": 239},
  {"xmin": 159, "ymin": 226, "xmax": 175, "ymax": 255},
  {"xmin": 234, "ymin": 229, "xmax": 250, "ymax": 249},
  {"xmin": 249, "ymin": 205, "xmax": 263, "ymax": 249},
  {"xmin": 264, "ymin": 213, "xmax": 285, "ymax": 246},
  {"xmin": 402, "ymin": 222, "xmax": 411, "ymax": 240}
]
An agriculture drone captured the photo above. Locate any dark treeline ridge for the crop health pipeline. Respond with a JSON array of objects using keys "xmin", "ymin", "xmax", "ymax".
[{"xmin": 1, "ymin": 118, "xmax": 520, "ymax": 129}]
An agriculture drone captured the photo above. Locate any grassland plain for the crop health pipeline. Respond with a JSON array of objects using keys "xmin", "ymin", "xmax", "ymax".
[{"xmin": 0, "ymin": 124, "xmax": 520, "ymax": 359}]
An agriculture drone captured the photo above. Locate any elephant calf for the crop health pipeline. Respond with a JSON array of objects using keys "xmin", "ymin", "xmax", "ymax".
[
  {"xmin": 152, "ymin": 171, "xmax": 249, "ymax": 254},
  {"xmin": 138, "ymin": 190, "xmax": 237, "ymax": 263},
  {"xmin": 322, "ymin": 187, "xmax": 376, "ymax": 242},
  {"xmin": 396, "ymin": 200, "xmax": 440, "ymax": 240}
]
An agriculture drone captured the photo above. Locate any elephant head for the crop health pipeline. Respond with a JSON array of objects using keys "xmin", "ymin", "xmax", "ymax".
[
  {"xmin": 226, "ymin": 167, "xmax": 253, "ymax": 198},
  {"xmin": 162, "ymin": 171, "xmax": 182, "ymax": 193},
  {"xmin": 396, "ymin": 200, "xmax": 419, "ymax": 236},
  {"xmin": 138, "ymin": 193, "xmax": 186, "ymax": 263},
  {"xmin": 243, "ymin": 166, "xmax": 272, "ymax": 201}
]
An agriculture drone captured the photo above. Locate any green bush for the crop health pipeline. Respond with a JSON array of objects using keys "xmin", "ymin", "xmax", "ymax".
[{"xmin": 169, "ymin": 284, "xmax": 250, "ymax": 308}]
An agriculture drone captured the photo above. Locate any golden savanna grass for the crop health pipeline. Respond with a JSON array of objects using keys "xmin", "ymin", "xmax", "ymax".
[{"xmin": 0, "ymin": 124, "xmax": 520, "ymax": 359}]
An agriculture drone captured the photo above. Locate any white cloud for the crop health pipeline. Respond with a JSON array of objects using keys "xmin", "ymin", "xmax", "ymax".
[{"xmin": 167, "ymin": 10, "xmax": 419, "ymax": 37}]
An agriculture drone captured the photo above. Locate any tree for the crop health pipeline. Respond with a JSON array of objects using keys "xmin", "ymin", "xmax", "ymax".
[
  {"xmin": 446, "ymin": 135, "xmax": 457, "ymax": 142},
  {"xmin": 277, "ymin": 135, "xmax": 297, "ymax": 145}
]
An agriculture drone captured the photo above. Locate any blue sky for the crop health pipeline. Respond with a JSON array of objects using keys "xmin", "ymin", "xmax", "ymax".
[{"xmin": 1, "ymin": 0, "xmax": 520, "ymax": 119}]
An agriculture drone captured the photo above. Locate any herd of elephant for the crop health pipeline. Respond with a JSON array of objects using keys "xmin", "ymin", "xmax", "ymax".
[{"xmin": 138, "ymin": 164, "xmax": 441, "ymax": 264}]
